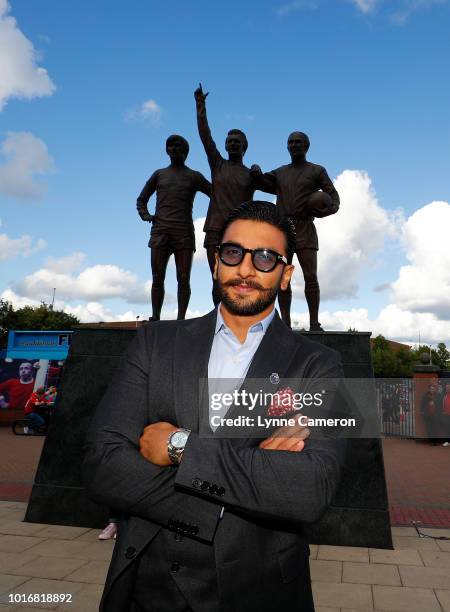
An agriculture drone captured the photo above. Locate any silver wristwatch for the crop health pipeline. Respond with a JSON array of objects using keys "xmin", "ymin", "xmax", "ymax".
[{"xmin": 168, "ymin": 429, "xmax": 191, "ymax": 465}]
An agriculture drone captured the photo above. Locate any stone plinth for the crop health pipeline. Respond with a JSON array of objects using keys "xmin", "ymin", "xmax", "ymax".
[{"xmin": 25, "ymin": 325, "xmax": 392, "ymax": 549}]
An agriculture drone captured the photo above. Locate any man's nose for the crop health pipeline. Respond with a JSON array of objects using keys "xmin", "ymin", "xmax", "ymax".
[{"xmin": 237, "ymin": 252, "xmax": 256, "ymax": 277}]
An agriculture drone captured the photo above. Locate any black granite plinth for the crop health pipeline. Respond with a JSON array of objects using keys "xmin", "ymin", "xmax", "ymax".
[{"xmin": 25, "ymin": 327, "xmax": 392, "ymax": 548}]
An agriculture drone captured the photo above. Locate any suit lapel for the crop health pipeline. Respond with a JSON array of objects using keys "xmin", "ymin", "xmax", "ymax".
[
  {"xmin": 173, "ymin": 308, "xmax": 217, "ymax": 433},
  {"xmin": 245, "ymin": 312, "xmax": 299, "ymax": 381}
]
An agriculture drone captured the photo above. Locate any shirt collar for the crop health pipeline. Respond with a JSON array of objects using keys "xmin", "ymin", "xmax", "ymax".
[{"xmin": 215, "ymin": 304, "xmax": 276, "ymax": 336}]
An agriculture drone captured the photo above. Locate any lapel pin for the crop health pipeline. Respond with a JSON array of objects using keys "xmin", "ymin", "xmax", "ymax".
[{"xmin": 269, "ymin": 372, "xmax": 280, "ymax": 385}]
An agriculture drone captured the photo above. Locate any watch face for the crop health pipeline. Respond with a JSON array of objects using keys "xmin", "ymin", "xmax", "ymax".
[{"xmin": 171, "ymin": 431, "xmax": 188, "ymax": 449}]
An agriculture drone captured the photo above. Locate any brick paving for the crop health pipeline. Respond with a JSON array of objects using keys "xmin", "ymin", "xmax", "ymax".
[
  {"xmin": 0, "ymin": 427, "xmax": 44, "ymax": 502},
  {"xmin": 383, "ymin": 437, "xmax": 450, "ymax": 527},
  {"xmin": 1, "ymin": 428, "xmax": 450, "ymax": 610}
]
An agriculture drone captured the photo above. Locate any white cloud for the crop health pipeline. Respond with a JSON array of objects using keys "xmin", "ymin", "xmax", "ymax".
[
  {"xmin": 0, "ymin": 131, "xmax": 55, "ymax": 200},
  {"xmin": 290, "ymin": 169, "xmax": 400, "ymax": 301},
  {"xmin": 193, "ymin": 217, "xmax": 208, "ymax": 263},
  {"xmin": 289, "ymin": 198, "xmax": 450, "ymax": 343},
  {"xmin": 275, "ymin": 0, "xmax": 318, "ymax": 14},
  {"xmin": 141, "ymin": 100, "xmax": 161, "ymax": 122},
  {"xmin": 346, "ymin": 0, "xmax": 448, "ymax": 20},
  {"xmin": 390, "ymin": 201, "xmax": 450, "ymax": 318},
  {"xmin": 0, "ymin": 290, "xmax": 144, "ymax": 323},
  {"xmin": 349, "ymin": 0, "xmax": 379, "ymax": 13},
  {"xmin": 6, "ymin": 252, "xmax": 175, "ymax": 306},
  {"xmin": 44, "ymin": 252, "xmax": 86, "ymax": 274},
  {"xmin": 291, "ymin": 304, "xmax": 450, "ymax": 344},
  {"xmin": 0, "ymin": 1, "xmax": 55, "ymax": 110},
  {"xmin": 0, "ymin": 217, "xmax": 46, "ymax": 260},
  {"xmin": 125, "ymin": 99, "xmax": 162, "ymax": 125},
  {"xmin": 0, "ymin": 287, "xmax": 40, "ymax": 308},
  {"xmin": 392, "ymin": 0, "xmax": 448, "ymax": 23},
  {"xmin": 160, "ymin": 307, "xmax": 209, "ymax": 320},
  {"xmin": 62, "ymin": 301, "xmax": 139, "ymax": 323},
  {"xmin": 0, "ymin": 233, "xmax": 46, "ymax": 260}
]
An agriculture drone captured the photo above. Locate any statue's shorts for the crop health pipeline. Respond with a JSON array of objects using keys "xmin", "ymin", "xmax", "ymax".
[
  {"xmin": 290, "ymin": 218, "xmax": 319, "ymax": 251},
  {"xmin": 149, "ymin": 225, "xmax": 196, "ymax": 252}
]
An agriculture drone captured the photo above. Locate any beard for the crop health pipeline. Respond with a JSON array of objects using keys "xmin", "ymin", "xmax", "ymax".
[{"xmin": 217, "ymin": 277, "xmax": 279, "ymax": 316}]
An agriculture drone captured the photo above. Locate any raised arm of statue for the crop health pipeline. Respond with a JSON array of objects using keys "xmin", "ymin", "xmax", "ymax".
[
  {"xmin": 194, "ymin": 83, "xmax": 221, "ymax": 169},
  {"xmin": 250, "ymin": 165, "xmax": 278, "ymax": 196},
  {"xmin": 317, "ymin": 167, "xmax": 340, "ymax": 215},
  {"xmin": 136, "ymin": 171, "xmax": 157, "ymax": 222}
]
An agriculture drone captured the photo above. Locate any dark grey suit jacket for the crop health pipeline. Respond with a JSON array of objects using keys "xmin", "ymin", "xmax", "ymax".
[{"xmin": 83, "ymin": 309, "xmax": 346, "ymax": 612}]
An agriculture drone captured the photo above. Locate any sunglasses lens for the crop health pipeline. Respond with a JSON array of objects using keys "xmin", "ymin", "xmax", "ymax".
[
  {"xmin": 220, "ymin": 244, "xmax": 243, "ymax": 265},
  {"xmin": 253, "ymin": 250, "xmax": 277, "ymax": 271}
]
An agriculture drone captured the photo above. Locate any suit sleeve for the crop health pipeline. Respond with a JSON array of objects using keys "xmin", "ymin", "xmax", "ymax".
[
  {"xmin": 82, "ymin": 326, "xmax": 223, "ymax": 542},
  {"xmin": 175, "ymin": 352, "xmax": 347, "ymax": 524}
]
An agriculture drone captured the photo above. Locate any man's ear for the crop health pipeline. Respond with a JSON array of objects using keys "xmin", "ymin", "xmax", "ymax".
[
  {"xmin": 280, "ymin": 263, "xmax": 294, "ymax": 291},
  {"xmin": 213, "ymin": 254, "xmax": 219, "ymax": 280}
]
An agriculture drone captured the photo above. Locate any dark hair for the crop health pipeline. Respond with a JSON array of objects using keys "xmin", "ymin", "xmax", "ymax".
[
  {"xmin": 226, "ymin": 129, "xmax": 248, "ymax": 152},
  {"xmin": 166, "ymin": 134, "xmax": 189, "ymax": 156},
  {"xmin": 219, "ymin": 201, "xmax": 296, "ymax": 258}
]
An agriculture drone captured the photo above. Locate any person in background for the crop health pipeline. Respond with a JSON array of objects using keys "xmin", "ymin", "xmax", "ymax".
[
  {"xmin": 420, "ymin": 384, "xmax": 443, "ymax": 445},
  {"xmin": 45, "ymin": 386, "xmax": 58, "ymax": 406},
  {"xmin": 24, "ymin": 387, "xmax": 47, "ymax": 434},
  {"xmin": 441, "ymin": 382, "xmax": 450, "ymax": 446},
  {"xmin": 0, "ymin": 362, "xmax": 39, "ymax": 411}
]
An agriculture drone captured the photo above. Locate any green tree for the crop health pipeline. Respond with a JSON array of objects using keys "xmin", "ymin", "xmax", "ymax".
[
  {"xmin": 434, "ymin": 342, "xmax": 450, "ymax": 370},
  {"xmin": 372, "ymin": 335, "xmax": 398, "ymax": 377},
  {"xmin": 0, "ymin": 299, "xmax": 80, "ymax": 348},
  {"xmin": 371, "ymin": 335, "xmax": 416, "ymax": 377},
  {"xmin": 410, "ymin": 344, "xmax": 433, "ymax": 365}
]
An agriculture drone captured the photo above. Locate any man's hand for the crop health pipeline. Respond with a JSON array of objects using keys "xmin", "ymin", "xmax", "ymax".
[
  {"xmin": 140, "ymin": 422, "xmax": 178, "ymax": 466},
  {"xmin": 259, "ymin": 418, "xmax": 310, "ymax": 452},
  {"xmin": 194, "ymin": 82, "xmax": 209, "ymax": 104},
  {"xmin": 250, "ymin": 164, "xmax": 262, "ymax": 176}
]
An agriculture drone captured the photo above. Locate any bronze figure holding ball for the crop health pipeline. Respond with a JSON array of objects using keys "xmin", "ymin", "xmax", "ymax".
[{"xmin": 251, "ymin": 131, "xmax": 339, "ymax": 330}]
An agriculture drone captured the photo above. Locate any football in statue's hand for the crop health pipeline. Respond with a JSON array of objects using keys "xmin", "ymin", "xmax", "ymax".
[{"xmin": 307, "ymin": 191, "xmax": 334, "ymax": 218}]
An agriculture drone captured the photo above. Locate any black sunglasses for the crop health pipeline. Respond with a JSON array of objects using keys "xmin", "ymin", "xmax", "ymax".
[{"xmin": 217, "ymin": 242, "xmax": 288, "ymax": 273}]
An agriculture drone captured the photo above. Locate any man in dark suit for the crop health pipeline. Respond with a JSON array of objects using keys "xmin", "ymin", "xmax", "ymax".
[{"xmin": 83, "ymin": 201, "xmax": 346, "ymax": 612}]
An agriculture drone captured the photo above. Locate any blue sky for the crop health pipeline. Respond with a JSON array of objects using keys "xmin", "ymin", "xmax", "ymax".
[{"xmin": 1, "ymin": 0, "xmax": 449, "ymax": 344}]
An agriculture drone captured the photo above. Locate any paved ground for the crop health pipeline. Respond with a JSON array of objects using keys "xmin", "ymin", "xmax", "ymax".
[
  {"xmin": 0, "ymin": 428, "xmax": 449, "ymax": 610},
  {"xmin": 0, "ymin": 502, "xmax": 449, "ymax": 611},
  {"xmin": 0, "ymin": 429, "xmax": 44, "ymax": 503},
  {"xmin": 383, "ymin": 438, "xmax": 450, "ymax": 527}
]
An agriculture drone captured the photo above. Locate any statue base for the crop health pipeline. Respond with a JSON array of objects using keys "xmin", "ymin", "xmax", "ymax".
[{"xmin": 25, "ymin": 324, "xmax": 392, "ymax": 549}]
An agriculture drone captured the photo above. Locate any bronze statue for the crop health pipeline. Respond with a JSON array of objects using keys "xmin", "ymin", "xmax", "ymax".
[
  {"xmin": 137, "ymin": 135, "xmax": 211, "ymax": 321},
  {"xmin": 251, "ymin": 131, "xmax": 339, "ymax": 330},
  {"xmin": 194, "ymin": 83, "xmax": 257, "ymax": 305}
]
